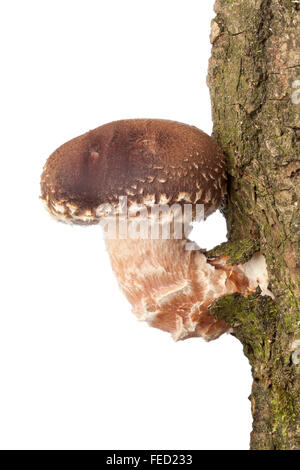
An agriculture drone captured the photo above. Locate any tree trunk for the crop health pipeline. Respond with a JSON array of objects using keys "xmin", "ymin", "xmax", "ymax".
[{"xmin": 207, "ymin": 0, "xmax": 300, "ymax": 450}]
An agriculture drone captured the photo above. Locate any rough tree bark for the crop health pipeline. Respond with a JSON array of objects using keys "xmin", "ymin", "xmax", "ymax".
[{"xmin": 207, "ymin": 0, "xmax": 300, "ymax": 450}]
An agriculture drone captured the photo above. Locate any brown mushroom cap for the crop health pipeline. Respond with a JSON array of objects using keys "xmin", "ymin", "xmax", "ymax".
[{"xmin": 40, "ymin": 119, "xmax": 226, "ymax": 223}]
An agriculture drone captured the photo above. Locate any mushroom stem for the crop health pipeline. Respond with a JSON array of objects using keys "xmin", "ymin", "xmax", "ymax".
[{"xmin": 105, "ymin": 235, "xmax": 272, "ymax": 341}]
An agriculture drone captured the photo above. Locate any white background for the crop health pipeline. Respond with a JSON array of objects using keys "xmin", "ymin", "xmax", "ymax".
[{"xmin": 0, "ymin": 0, "xmax": 252, "ymax": 450}]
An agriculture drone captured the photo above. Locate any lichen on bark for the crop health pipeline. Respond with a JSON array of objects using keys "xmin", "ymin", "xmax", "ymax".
[{"xmin": 207, "ymin": 0, "xmax": 300, "ymax": 450}]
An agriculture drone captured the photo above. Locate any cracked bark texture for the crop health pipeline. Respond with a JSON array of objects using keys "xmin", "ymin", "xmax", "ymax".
[{"xmin": 207, "ymin": 0, "xmax": 300, "ymax": 450}]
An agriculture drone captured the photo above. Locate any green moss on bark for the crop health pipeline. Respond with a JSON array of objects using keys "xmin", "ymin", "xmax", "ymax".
[
  {"xmin": 210, "ymin": 293, "xmax": 278, "ymax": 365},
  {"xmin": 206, "ymin": 238, "xmax": 259, "ymax": 264}
]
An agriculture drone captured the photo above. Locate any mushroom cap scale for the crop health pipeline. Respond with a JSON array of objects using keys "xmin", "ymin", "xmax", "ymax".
[{"xmin": 41, "ymin": 119, "xmax": 226, "ymax": 224}]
